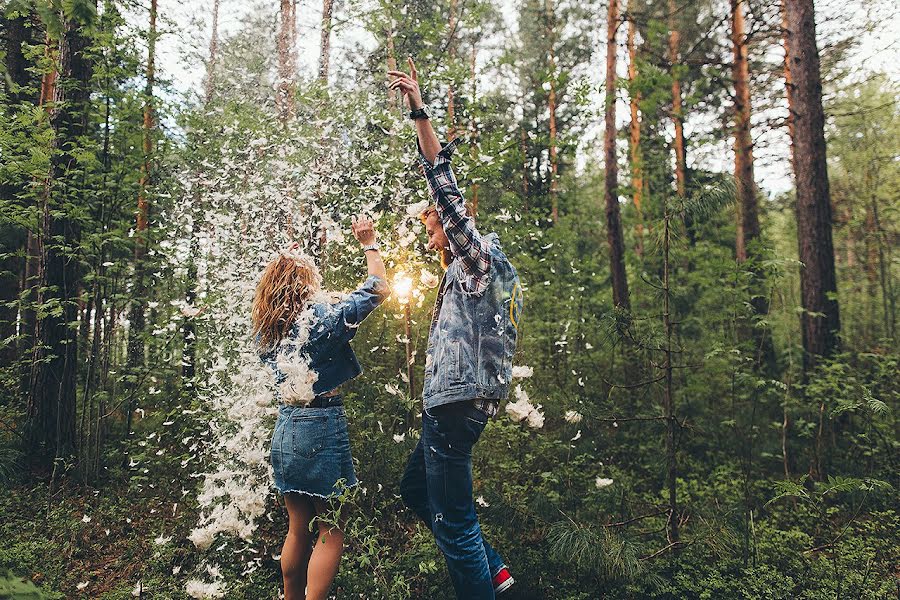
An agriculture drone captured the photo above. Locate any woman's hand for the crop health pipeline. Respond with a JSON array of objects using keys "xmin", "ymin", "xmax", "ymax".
[
  {"xmin": 351, "ymin": 214, "xmax": 386, "ymax": 281},
  {"xmin": 351, "ymin": 214, "xmax": 377, "ymax": 246}
]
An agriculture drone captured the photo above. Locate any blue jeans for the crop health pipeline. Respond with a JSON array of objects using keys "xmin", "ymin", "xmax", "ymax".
[{"xmin": 400, "ymin": 401, "xmax": 506, "ymax": 600}]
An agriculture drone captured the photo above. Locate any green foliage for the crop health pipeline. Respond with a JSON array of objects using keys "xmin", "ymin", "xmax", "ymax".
[
  {"xmin": 0, "ymin": 572, "xmax": 62, "ymax": 600},
  {"xmin": 0, "ymin": 0, "xmax": 897, "ymax": 597},
  {"xmin": 547, "ymin": 520, "xmax": 650, "ymax": 583},
  {"xmin": 0, "ymin": 444, "xmax": 24, "ymax": 485}
]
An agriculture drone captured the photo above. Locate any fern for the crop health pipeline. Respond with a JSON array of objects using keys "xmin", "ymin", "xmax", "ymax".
[
  {"xmin": 766, "ymin": 475, "xmax": 811, "ymax": 506},
  {"xmin": 863, "ymin": 387, "xmax": 889, "ymax": 415},
  {"xmin": 821, "ymin": 476, "xmax": 867, "ymax": 495}
]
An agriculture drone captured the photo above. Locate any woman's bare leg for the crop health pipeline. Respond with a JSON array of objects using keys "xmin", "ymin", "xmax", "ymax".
[
  {"xmin": 282, "ymin": 493, "xmax": 315, "ymax": 600},
  {"xmin": 304, "ymin": 498, "xmax": 346, "ymax": 600}
]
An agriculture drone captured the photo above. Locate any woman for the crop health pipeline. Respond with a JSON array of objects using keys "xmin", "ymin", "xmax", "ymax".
[{"xmin": 252, "ymin": 216, "xmax": 388, "ymax": 600}]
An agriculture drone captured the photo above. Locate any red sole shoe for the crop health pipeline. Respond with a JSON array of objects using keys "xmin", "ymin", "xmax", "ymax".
[{"xmin": 493, "ymin": 567, "xmax": 515, "ymax": 594}]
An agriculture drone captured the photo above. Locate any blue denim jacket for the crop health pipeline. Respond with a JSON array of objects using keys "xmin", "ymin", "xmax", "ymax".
[
  {"xmin": 422, "ymin": 234, "xmax": 524, "ymax": 409},
  {"xmin": 260, "ymin": 275, "xmax": 389, "ymax": 399}
]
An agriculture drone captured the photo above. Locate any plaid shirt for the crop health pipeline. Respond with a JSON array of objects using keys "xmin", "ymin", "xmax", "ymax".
[
  {"xmin": 419, "ymin": 139, "xmax": 492, "ymax": 296},
  {"xmin": 419, "ymin": 139, "xmax": 498, "ymax": 418}
]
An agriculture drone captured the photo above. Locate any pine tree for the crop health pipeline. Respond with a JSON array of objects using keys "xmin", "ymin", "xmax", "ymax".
[
  {"xmin": 604, "ymin": 0, "xmax": 630, "ymax": 309},
  {"xmin": 27, "ymin": 0, "xmax": 96, "ymax": 470},
  {"xmin": 784, "ymin": 0, "xmax": 841, "ymax": 369}
]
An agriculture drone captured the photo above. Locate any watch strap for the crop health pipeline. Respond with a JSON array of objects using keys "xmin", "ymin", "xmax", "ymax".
[{"xmin": 409, "ymin": 106, "xmax": 430, "ymax": 120}]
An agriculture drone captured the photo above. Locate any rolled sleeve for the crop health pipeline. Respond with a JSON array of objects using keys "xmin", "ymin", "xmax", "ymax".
[
  {"xmin": 417, "ymin": 138, "xmax": 462, "ymax": 171},
  {"xmin": 311, "ymin": 275, "xmax": 389, "ymax": 349},
  {"xmin": 415, "ymin": 139, "xmax": 491, "ymax": 293},
  {"xmin": 343, "ymin": 275, "xmax": 390, "ymax": 325}
]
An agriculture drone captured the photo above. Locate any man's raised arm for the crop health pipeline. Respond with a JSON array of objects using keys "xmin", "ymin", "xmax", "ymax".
[
  {"xmin": 388, "ymin": 58, "xmax": 441, "ymax": 164},
  {"xmin": 388, "ymin": 58, "xmax": 491, "ymax": 290}
]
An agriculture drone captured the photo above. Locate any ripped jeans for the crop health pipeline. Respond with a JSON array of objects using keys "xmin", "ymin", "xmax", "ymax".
[{"xmin": 400, "ymin": 401, "xmax": 505, "ymax": 600}]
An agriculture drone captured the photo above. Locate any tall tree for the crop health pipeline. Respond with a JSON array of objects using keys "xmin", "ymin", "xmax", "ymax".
[
  {"xmin": 19, "ymin": 35, "xmax": 57, "ymax": 398},
  {"xmin": 784, "ymin": 0, "xmax": 841, "ymax": 368},
  {"xmin": 446, "ymin": 0, "xmax": 458, "ymax": 136},
  {"xmin": 27, "ymin": 2, "xmax": 95, "ymax": 468},
  {"xmin": 731, "ymin": 0, "xmax": 757, "ymax": 263},
  {"xmin": 626, "ymin": 0, "xmax": 643, "ymax": 257},
  {"xmin": 667, "ymin": 0, "xmax": 686, "ymax": 199},
  {"xmin": 384, "ymin": 18, "xmax": 400, "ymax": 112},
  {"xmin": 276, "ymin": 0, "xmax": 295, "ymax": 121},
  {"xmin": 731, "ymin": 0, "xmax": 775, "ymax": 370},
  {"xmin": 604, "ymin": 0, "xmax": 630, "ymax": 309},
  {"xmin": 546, "ymin": 0, "xmax": 559, "ymax": 222},
  {"xmin": 780, "ymin": 0, "xmax": 795, "ymax": 145},
  {"xmin": 319, "ymin": 0, "xmax": 334, "ymax": 81},
  {"xmin": 204, "ymin": 0, "xmax": 220, "ymax": 100},
  {"xmin": 125, "ymin": 0, "xmax": 157, "ymax": 437},
  {"xmin": 184, "ymin": 0, "xmax": 221, "ymax": 394},
  {"xmin": 0, "ymin": 9, "xmax": 39, "ymax": 369}
]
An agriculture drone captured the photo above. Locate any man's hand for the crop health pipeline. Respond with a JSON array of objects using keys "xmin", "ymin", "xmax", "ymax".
[
  {"xmin": 351, "ymin": 214, "xmax": 377, "ymax": 246},
  {"xmin": 388, "ymin": 57, "xmax": 441, "ymax": 163},
  {"xmin": 388, "ymin": 57, "xmax": 423, "ymax": 111}
]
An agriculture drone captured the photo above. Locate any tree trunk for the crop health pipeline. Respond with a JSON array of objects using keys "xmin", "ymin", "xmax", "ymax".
[
  {"xmin": 732, "ymin": 0, "xmax": 776, "ymax": 372},
  {"xmin": 27, "ymin": 8, "xmax": 94, "ymax": 468},
  {"xmin": 866, "ymin": 196, "xmax": 893, "ymax": 339},
  {"xmin": 276, "ymin": 0, "xmax": 295, "ymax": 122},
  {"xmin": 605, "ymin": 0, "xmax": 630, "ymax": 310},
  {"xmin": 0, "ymin": 12, "xmax": 37, "ymax": 369},
  {"xmin": 203, "ymin": 0, "xmax": 220, "ymax": 100},
  {"xmin": 2, "ymin": 12, "xmax": 38, "ymax": 103},
  {"xmin": 546, "ymin": 0, "xmax": 559, "ymax": 223},
  {"xmin": 318, "ymin": 0, "xmax": 333, "ymax": 81},
  {"xmin": 520, "ymin": 126, "xmax": 530, "ymax": 199},
  {"xmin": 781, "ymin": 0, "xmax": 795, "ymax": 146},
  {"xmin": 732, "ymin": 0, "xmax": 758, "ymax": 264},
  {"xmin": 78, "ymin": 287, "xmax": 93, "ymax": 362},
  {"xmin": 184, "ymin": 0, "xmax": 220, "ymax": 395},
  {"xmin": 21, "ymin": 38, "xmax": 58, "ymax": 397},
  {"xmin": 784, "ymin": 0, "xmax": 841, "ymax": 370},
  {"xmin": 667, "ymin": 0, "xmax": 686, "ymax": 199},
  {"xmin": 19, "ymin": 232, "xmax": 40, "ymax": 396},
  {"xmin": 79, "ymin": 274, "xmax": 102, "ymax": 479},
  {"xmin": 125, "ymin": 0, "xmax": 157, "ymax": 438},
  {"xmin": 447, "ymin": 0, "xmax": 458, "ymax": 138},
  {"xmin": 626, "ymin": 1, "xmax": 643, "ymax": 257},
  {"xmin": 0, "ymin": 225, "xmax": 24, "ymax": 368},
  {"xmin": 662, "ymin": 200, "xmax": 679, "ymax": 545},
  {"xmin": 386, "ymin": 25, "xmax": 399, "ymax": 111}
]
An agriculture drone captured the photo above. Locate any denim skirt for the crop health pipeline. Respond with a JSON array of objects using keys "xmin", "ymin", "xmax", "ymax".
[{"xmin": 270, "ymin": 401, "xmax": 358, "ymax": 498}]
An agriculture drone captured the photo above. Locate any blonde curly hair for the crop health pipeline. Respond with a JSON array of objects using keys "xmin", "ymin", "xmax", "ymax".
[{"xmin": 251, "ymin": 249, "xmax": 322, "ymax": 350}]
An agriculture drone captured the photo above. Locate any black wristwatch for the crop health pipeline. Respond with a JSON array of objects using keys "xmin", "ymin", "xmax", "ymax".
[{"xmin": 409, "ymin": 106, "xmax": 431, "ymax": 120}]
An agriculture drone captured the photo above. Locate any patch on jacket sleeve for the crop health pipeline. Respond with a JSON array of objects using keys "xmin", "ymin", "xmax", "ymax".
[{"xmin": 509, "ymin": 282, "xmax": 523, "ymax": 329}]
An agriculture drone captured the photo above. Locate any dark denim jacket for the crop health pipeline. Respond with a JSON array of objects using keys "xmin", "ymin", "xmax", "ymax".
[
  {"xmin": 422, "ymin": 234, "xmax": 524, "ymax": 409},
  {"xmin": 260, "ymin": 275, "xmax": 389, "ymax": 399}
]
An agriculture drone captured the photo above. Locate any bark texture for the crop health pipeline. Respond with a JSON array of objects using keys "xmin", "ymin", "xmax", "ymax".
[
  {"xmin": 784, "ymin": 0, "xmax": 841, "ymax": 368},
  {"xmin": 318, "ymin": 0, "xmax": 334, "ymax": 81},
  {"xmin": 27, "ymin": 10, "xmax": 94, "ymax": 466}
]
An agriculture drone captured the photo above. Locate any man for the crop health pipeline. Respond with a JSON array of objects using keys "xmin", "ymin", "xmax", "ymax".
[{"xmin": 389, "ymin": 58, "xmax": 524, "ymax": 599}]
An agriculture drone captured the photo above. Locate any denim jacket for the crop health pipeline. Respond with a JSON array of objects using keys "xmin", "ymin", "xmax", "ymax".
[
  {"xmin": 260, "ymin": 275, "xmax": 389, "ymax": 400},
  {"xmin": 422, "ymin": 234, "xmax": 524, "ymax": 409}
]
